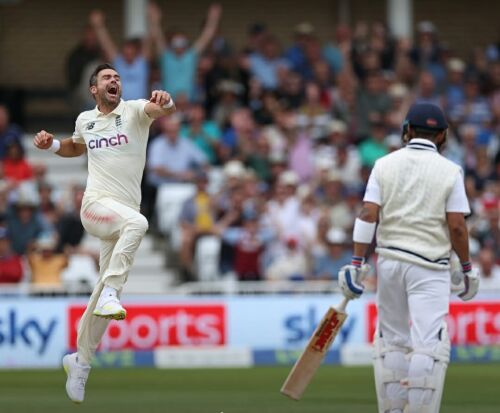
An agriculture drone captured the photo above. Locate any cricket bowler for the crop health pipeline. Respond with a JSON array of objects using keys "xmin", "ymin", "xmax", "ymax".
[
  {"xmin": 338, "ymin": 102, "xmax": 480, "ymax": 413},
  {"xmin": 33, "ymin": 63, "xmax": 176, "ymax": 403}
]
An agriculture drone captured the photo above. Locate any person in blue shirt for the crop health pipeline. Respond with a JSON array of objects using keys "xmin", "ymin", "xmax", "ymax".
[
  {"xmin": 89, "ymin": 10, "xmax": 151, "ymax": 101},
  {"xmin": 149, "ymin": 2, "xmax": 222, "ymax": 102}
]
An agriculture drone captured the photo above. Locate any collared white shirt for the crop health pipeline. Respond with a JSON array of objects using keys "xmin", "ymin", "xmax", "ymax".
[
  {"xmin": 72, "ymin": 99, "xmax": 153, "ymax": 210},
  {"xmin": 363, "ymin": 138, "xmax": 470, "ymax": 214}
]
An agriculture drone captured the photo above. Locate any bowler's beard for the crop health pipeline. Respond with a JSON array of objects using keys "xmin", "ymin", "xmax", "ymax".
[{"xmin": 97, "ymin": 88, "xmax": 121, "ymax": 111}]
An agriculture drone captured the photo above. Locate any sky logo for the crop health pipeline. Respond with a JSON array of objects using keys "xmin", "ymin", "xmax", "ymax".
[{"xmin": 89, "ymin": 134, "xmax": 129, "ymax": 150}]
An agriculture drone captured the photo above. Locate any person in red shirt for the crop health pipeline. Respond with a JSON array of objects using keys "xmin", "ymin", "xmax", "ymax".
[
  {"xmin": 0, "ymin": 227, "xmax": 24, "ymax": 283},
  {"xmin": 2, "ymin": 142, "xmax": 34, "ymax": 183}
]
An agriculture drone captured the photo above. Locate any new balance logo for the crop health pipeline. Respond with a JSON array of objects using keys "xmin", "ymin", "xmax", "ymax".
[
  {"xmin": 88, "ymin": 134, "xmax": 129, "ymax": 149},
  {"xmin": 86, "ymin": 122, "xmax": 95, "ymax": 130}
]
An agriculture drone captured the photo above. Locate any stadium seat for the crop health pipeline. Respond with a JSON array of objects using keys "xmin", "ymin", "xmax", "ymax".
[{"xmin": 156, "ymin": 183, "xmax": 196, "ymax": 236}]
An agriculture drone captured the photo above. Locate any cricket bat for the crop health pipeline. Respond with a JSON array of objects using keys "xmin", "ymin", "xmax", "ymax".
[{"xmin": 280, "ymin": 297, "xmax": 349, "ymax": 400}]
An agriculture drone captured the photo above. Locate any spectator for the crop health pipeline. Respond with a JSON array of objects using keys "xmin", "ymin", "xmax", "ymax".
[
  {"xmin": 147, "ymin": 115, "xmax": 207, "ymax": 187},
  {"xmin": 89, "ymin": 10, "xmax": 151, "ymax": 100},
  {"xmin": 219, "ymin": 210, "xmax": 272, "ymax": 281},
  {"xmin": 320, "ymin": 170, "xmax": 352, "ymax": 231},
  {"xmin": 221, "ymin": 108, "xmax": 256, "ymax": 159},
  {"xmin": 249, "ymin": 34, "xmax": 289, "ymax": 90},
  {"xmin": 0, "ymin": 104, "xmax": 23, "ymax": 161},
  {"xmin": 322, "ymin": 24, "xmax": 350, "ymax": 75},
  {"xmin": 28, "ymin": 233, "xmax": 67, "ymax": 286},
  {"xmin": 449, "ymin": 73, "xmax": 493, "ymax": 130},
  {"xmin": 37, "ymin": 182, "xmax": 58, "ymax": 232},
  {"xmin": 2, "ymin": 142, "xmax": 34, "ymax": 184},
  {"xmin": 178, "ymin": 171, "xmax": 216, "ymax": 281},
  {"xmin": 0, "ymin": 227, "xmax": 24, "ymax": 284},
  {"xmin": 414, "ymin": 71, "xmax": 442, "ymax": 106},
  {"xmin": 355, "ymin": 71, "xmax": 391, "ymax": 140},
  {"xmin": 149, "ymin": 2, "xmax": 222, "ymax": 101},
  {"xmin": 477, "ymin": 247, "xmax": 500, "ymax": 290},
  {"xmin": 444, "ymin": 58, "xmax": 466, "ymax": 113},
  {"xmin": 65, "ymin": 23, "xmax": 101, "ymax": 111},
  {"xmin": 311, "ymin": 227, "xmax": 351, "ymax": 280},
  {"xmin": 181, "ymin": 103, "xmax": 222, "ymax": 164},
  {"xmin": 266, "ymin": 234, "xmax": 308, "ymax": 280},
  {"xmin": 410, "ymin": 21, "xmax": 441, "ymax": 69},
  {"xmin": 358, "ymin": 120, "xmax": 389, "ymax": 167},
  {"xmin": 285, "ymin": 22, "xmax": 315, "ymax": 79},
  {"xmin": 6, "ymin": 185, "xmax": 45, "ymax": 255}
]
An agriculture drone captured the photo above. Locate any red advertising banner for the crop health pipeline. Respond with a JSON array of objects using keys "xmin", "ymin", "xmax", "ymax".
[
  {"xmin": 68, "ymin": 304, "xmax": 226, "ymax": 351},
  {"xmin": 366, "ymin": 301, "xmax": 500, "ymax": 345}
]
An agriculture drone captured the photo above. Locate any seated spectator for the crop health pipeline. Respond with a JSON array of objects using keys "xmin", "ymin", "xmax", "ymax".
[
  {"xmin": 477, "ymin": 247, "xmax": 500, "ymax": 291},
  {"xmin": 6, "ymin": 184, "xmax": 45, "ymax": 254},
  {"xmin": 221, "ymin": 109, "xmax": 256, "ymax": 160},
  {"xmin": 212, "ymin": 79, "xmax": 245, "ymax": 129},
  {"xmin": 0, "ymin": 227, "xmax": 24, "ymax": 284},
  {"xmin": 311, "ymin": 227, "xmax": 351, "ymax": 280},
  {"xmin": 178, "ymin": 171, "xmax": 216, "ymax": 281},
  {"xmin": 444, "ymin": 58, "xmax": 466, "ymax": 113},
  {"xmin": 2, "ymin": 142, "xmax": 33, "ymax": 184},
  {"xmin": 181, "ymin": 103, "xmax": 222, "ymax": 164},
  {"xmin": 320, "ymin": 170, "xmax": 352, "ymax": 231},
  {"xmin": 0, "ymin": 104, "xmax": 23, "ymax": 161},
  {"xmin": 219, "ymin": 210, "xmax": 273, "ymax": 281},
  {"xmin": 38, "ymin": 182, "xmax": 59, "ymax": 231},
  {"xmin": 414, "ymin": 71, "xmax": 442, "ymax": 106},
  {"xmin": 147, "ymin": 115, "xmax": 207, "ymax": 187},
  {"xmin": 28, "ymin": 233, "xmax": 67, "ymax": 286},
  {"xmin": 89, "ymin": 10, "xmax": 150, "ymax": 100},
  {"xmin": 149, "ymin": 2, "xmax": 222, "ymax": 101},
  {"xmin": 266, "ymin": 235, "xmax": 308, "ymax": 280},
  {"xmin": 249, "ymin": 34, "xmax": 289, "ymax": 90},
  {"xmin": 449, "ymin": 73, "xmax": 493, "ymax": 130}
]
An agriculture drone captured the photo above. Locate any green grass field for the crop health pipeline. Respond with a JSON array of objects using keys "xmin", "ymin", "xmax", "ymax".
[{"xmin": 1, "ymin": 365, "xmax": 498, "ymax": 413}]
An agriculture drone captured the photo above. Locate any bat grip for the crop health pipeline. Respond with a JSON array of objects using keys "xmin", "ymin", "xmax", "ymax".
[{"xmin": 337, "ymin": 297, "xmax": 349, "ymax": 312}]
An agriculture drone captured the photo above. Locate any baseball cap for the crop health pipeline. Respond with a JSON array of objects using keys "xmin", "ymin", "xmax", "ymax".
[{"xmin": 406, "ymin": 103, "xmax": 448, "ymax": 130}]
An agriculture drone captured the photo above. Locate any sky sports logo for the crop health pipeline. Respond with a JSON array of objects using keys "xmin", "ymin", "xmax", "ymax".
[
  {"xmin": 88, "ymin": 133, "xmax": 129, "ymax": 150},
  {"xmin": 68, "ymin": 304, "xmax": 226, "ymax": 351}
]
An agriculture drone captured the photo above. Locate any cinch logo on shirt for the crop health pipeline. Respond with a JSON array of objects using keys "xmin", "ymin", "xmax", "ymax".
[{"xmin": 88, "ymin": 134, "xmax": 129, "ymax": 149}]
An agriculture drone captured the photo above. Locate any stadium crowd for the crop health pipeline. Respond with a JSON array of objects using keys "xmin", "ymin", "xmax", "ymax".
[{"xmin": 1, "ymin": 3, "xmax": 500, "ymax": 291}]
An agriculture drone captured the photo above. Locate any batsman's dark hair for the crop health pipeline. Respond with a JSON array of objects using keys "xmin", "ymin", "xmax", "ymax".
[
  {"xmin": 411, "ymin": 126, "xmax": 444, "ymax": 141},
  {"xmin": 89, "ymin": 63, "xmax": 117, "ymax": 87}
]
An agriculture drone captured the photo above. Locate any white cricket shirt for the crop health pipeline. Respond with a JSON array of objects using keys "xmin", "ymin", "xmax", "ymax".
[
  {"xmin": 362, "ymin": 138, "xmax": 470, "ymax": 269},
  {"xmin": 72, "ymin": 99, "xmax": 153, "ymax": 210}
]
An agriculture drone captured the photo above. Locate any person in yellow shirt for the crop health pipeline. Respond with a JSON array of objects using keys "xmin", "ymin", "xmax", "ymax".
[{"xmin": 28, "ymin": 233, "xmax": 67, "ymax": 287}]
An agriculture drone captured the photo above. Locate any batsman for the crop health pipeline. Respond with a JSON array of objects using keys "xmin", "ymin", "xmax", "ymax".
[{"xmin": 338, "ymin": 103, "xmax": 480, "ymax": 413}]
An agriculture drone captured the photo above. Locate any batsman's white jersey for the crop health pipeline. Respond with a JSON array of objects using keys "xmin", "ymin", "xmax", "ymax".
[
  {"xmin": 71, "ymin": 99, "xmax": 153, "ymax": 364},
  {"xmin": 364, "ymin": 138, "xmax": 470, "ymax": 413},
  {"xmin": 364, "ymin": 138, "xmax": 470, "ymax": 269}
]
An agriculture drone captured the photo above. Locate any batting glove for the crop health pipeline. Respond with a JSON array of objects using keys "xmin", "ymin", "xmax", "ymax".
[
  {"xmin": 457, "ymin": 262, "xmax": 480, "ymax": 301},
  {"xmin": 338, "ymin": 257, "xmax": 370, "ymax": 300}
]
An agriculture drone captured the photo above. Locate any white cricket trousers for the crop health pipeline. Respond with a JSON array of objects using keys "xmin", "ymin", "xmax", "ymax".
[
  {"xmin": 376, "ymin": 256, "xmax": 450, "ymax": 350},
  {"xmin": 376, "ymin": 256, "xmax": 450, "ymax": 412},
  {"xmin": 76, "ymin": 195, "xmax": 148, "ymax": 364}
]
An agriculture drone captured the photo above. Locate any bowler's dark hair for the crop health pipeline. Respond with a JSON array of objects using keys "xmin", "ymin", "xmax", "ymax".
[{"xmin": 89, "ymin": 63, "xmax": 116, "ymax": 87}]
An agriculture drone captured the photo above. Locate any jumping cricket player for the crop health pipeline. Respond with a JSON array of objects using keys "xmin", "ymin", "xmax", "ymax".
[
  {"xmin": 338, "ymin": 103, "xmax": 480, "ymax": 413},
  {"xmin": 33, "ymin": 63, "xmax": 176, "ymax": 403}
]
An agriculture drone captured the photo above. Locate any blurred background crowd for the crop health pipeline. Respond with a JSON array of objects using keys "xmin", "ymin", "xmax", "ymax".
[{"xmin": 1, "ymin": 2, "xmax": 499, "ymax": 292}]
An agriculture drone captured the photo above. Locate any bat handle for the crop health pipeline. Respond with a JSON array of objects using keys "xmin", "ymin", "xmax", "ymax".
[{"xmin": 337, "ymin": 297, "xmax": 349, "ymax": 312}]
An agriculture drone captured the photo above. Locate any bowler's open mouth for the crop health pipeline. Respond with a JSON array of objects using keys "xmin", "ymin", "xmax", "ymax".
[{"xmin": 107, "ymin": 85, "xmax": 118, "ymax": 96}]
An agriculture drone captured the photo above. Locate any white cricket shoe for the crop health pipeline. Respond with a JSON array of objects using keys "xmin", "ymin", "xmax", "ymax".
[
  {"xmin": 63, "ymin": 353, "xmax": 91, "ymax": 403},
  {"xmin": 93, "ymin": 294, "xmax": 127, "ymax": 320}
]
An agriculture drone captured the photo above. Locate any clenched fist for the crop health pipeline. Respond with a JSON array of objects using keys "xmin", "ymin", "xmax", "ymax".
[
  {"xmin": 34, "ymin": 130, "xmax": 54, "ymax": 150},
  {"xmin": 149, "ymin": 90, "xmax": 171, "ymax": 107}
]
